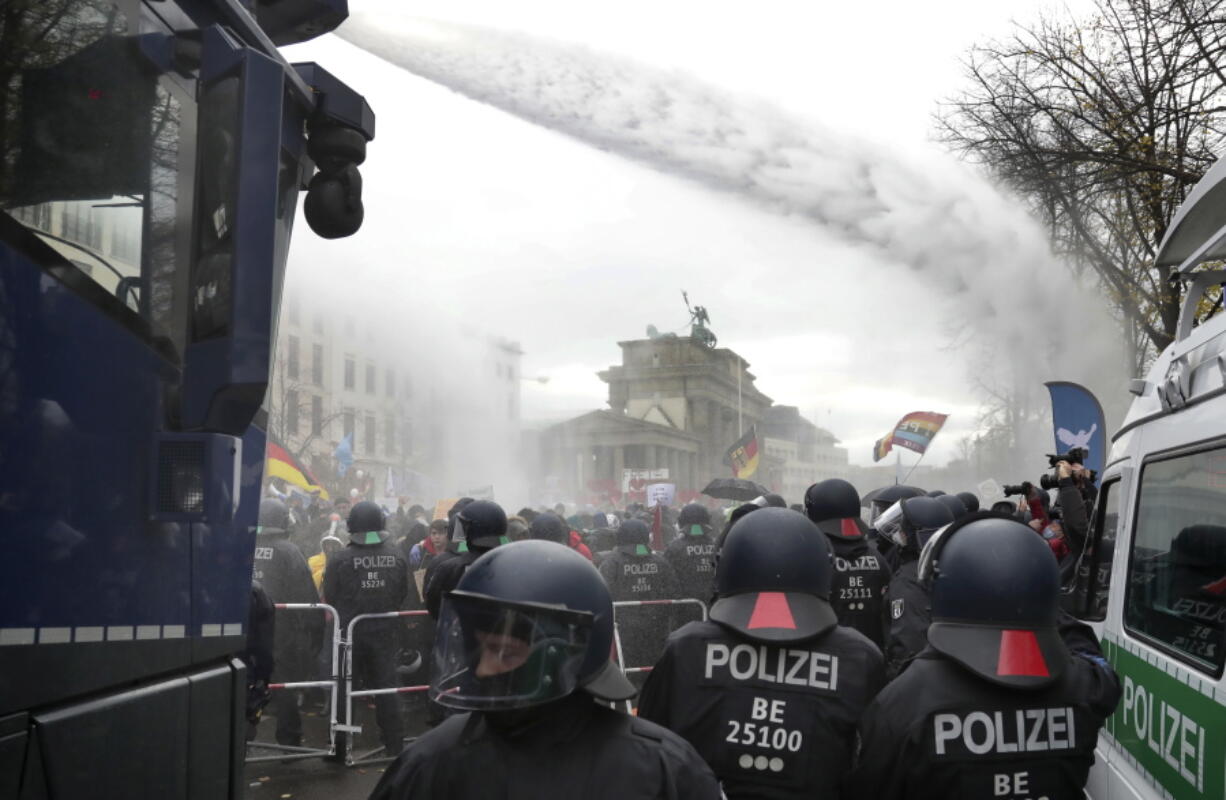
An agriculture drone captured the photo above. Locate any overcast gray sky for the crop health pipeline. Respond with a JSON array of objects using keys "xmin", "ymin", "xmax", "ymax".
[{"xmin": 283, "ymin": 0, "xmax": 1100, "ymax": 466}]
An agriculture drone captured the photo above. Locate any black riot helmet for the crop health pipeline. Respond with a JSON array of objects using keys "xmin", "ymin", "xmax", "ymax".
[
  {"xmin": 677, "ymin": 503, "xmax": 711, "ymax": 536},
  {"xmin": 446, "ymin": 497, "xmax": 475, "ymax": 541},
  {"xmin": 926, "ymin": 489, "xmax": 946, "ymax": 498},
  {"xmin": 678, "ymin": 502, "xmax": 710, "ymax": 526},
  {"xmin": 875, "ymin": 496, "xmax": 954, "ymax": 552},
  {"xmin": 347, "ymin": 500, "xmax": 386, "ymax": 545},
  {"xmin": 528, "ymin": 512, "xmax": 567, "ymax": 544},
  {"xmin": 711, "ymin": 507, "xmax": 837, "ymax": 643},
  {"xmin": 866, "ymin": 484, "xmax": 924, "ymax": 522},
  {"xmin": 918, "ymin": 513, "xmax": 1067, "ymax": 689},
  {"xmin": 755, "ymin": 493, "xmax": 787, "ymax": 508},
  {"xmin": 803, "ymin": 479, "xmax": 869, "ymax": 540},
  {"xmin": 431, "ymin": 540, "xmax": 636, "ymax": 710},
  {"xmin": 955, "ymin": 492, "xmax": 980, "ymax": 513},
  {"xmin": 454, "ymin": 499, "xmax": 509, "ymax": 552},
  {"xmin": 936, "ymin": 493, "xmax": 969, "ymax": 521},
  {"xmin": 615, "ymin": 518, "xmax": 651, "ymax": 555},
  {"xmin": 258, "ymin": 498, "xmax": 292, "ymax": 537}
]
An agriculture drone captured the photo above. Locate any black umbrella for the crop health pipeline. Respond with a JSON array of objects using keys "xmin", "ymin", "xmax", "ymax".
[
  {"xmin": 701, "ymin": 478, "xmax": 769, "ymax": 501},
  {"xmin": 860, "ymin": 484, "xmax": 924, "ymax": 508}
]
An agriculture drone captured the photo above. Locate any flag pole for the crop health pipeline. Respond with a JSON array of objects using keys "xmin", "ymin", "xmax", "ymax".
[
  {"xmin": 737, "ymin": 356, "xmax": 743, "ymax": 437},
  {"xmin": 901, "ymin": 449, "xmax": 928, "ymax": 485},
  {"xmin": 895, "ymin": 450, "xmax": 901, "ymax": 485}
]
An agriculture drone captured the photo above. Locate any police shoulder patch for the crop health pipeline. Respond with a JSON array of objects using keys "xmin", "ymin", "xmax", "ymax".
[{"xmin": 891, "ymin": 599, "xmax": 904, "ymax": 619}]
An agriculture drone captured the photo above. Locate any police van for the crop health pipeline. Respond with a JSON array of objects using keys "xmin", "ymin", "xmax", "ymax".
[{"xmin": 1073, "ymin": 153, "xmax": 1226, "ymax": 799}]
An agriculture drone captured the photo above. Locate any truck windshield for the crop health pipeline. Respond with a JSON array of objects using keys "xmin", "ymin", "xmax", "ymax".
[{"xmin": 0, "ymin": 0, "xmax": 189, "ymax": 359}]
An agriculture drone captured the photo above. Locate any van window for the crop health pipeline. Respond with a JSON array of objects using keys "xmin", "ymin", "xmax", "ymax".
[
  {"xmin": 1065, "ymin": 478, "xmax": 1117, "ymax": 621},
  {"xmin": 1124, "ymin": 447, "xmax": 1226, "ymax": 675}
]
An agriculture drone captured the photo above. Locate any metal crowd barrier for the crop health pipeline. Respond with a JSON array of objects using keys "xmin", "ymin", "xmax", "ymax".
[
  {"xmin": 247, "ymin": 598, "xmax": 710, "ymax": 765},
  {"xmin": 245, "ymin": 602, "xmax": 341, "ymax": 764},
  {"xmin": 611, "ymin": 598, "xmax": 709, "ymax": 712},
  {"xmin": 341, "ymin": 609, "xmax": 432, "ymax": 766}
]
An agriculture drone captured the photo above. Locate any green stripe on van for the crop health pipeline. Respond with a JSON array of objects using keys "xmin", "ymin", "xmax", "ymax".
[{"xmin": 1104, "ymin": 637, "xmax": 1226, "ymax": 799}]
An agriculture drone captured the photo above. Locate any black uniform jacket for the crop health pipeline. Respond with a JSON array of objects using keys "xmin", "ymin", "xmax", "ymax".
[
  {"xmin": 369, "ymin": 691, "xmax": 722, "ymax": 800},
  {"xmin": 845, "ymin": 622, "xmax": 1121, "ymax": 800},
  {"xmin": 883, "ymin": 556, "xmax": 929, "ymax": 679},
  {"xmin": 638, "ymin": 619, "xmax": 885, "ymax": 799},
  {"xmin": 599, "ymin": 548, "xmax": 682, "ymax": 601},
  {"xmin": 322, "ymin": 539, "xmax": 409, "ymax": 635},
  {"xmin": 423, "ymin": 547, "xmax": 476, "ymax": 619},
  {"xmin": 663, "ymin": 532, "xmax": 717, "ymax": 603},
  {"xmin": 826, "ymin": 535, "xmax": 892, "ymax": 649},
  {"xmin": 253, "ymin": 534, "xmax": 323, "ymax": 679}
]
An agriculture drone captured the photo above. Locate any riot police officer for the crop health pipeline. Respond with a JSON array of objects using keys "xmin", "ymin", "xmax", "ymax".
[
  {"xmin": 935, "ymin": 493, "xmax": 969, "ymax": 521},
  {"xmin": 421, "ymin": 498, "xmax": 472, "ymax": 618},
  {"xmin": 638, "ymin": 508, "xmax": 885, "ymax": 799},
  {"xmin": 663, "ymin": 503, "xmax": 717, "ymax": 602},
  {"xmin": 598, "ymin": 518, "xmax": 681, "ymax": 600},
  {"xmin": 369, "ymin": 540, "xmax": 721, "ymax": 799},
  {"xmin": 252, "ymin": 498, "xmax": 323, "ymax": 747},
  {"xmin": 423, "ymin": 499, "xmax": 508, "ymax": 619},
  {"xmin": 863, "ymin": 484, "xmax": 924, "ymax": 563},
  {"xmin": 865, "ymin": 484, "xmax": 924, "ymax": 524},
  {"xmin": 955, "ymin": 491, "xmax": 980, "ymax": 513},
  {"xmin": 877, "ymin": 496, "xmax": 954, "ymax": 679},
  {"xmin": 243, "ymin": 580, "xmax": 276, "ymax": 742},
  {"xmin": 322, "ymin": 501, "xmax": 409, "ymax": 755},
  {"xmin": 803, "ymin": 479, "xmax": 892, "ymax": 649},
  {"xmin": 599, "ymin": 519, "xmax": 681, "ymax": 675},
  {"xmin": 845, "ymin": 514, "xmax": 1121, "ymax": 799}
]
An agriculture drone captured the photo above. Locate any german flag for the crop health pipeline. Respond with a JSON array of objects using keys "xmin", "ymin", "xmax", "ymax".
[
  {"xmin": 725, "ymin": 425, "xmax": 760, "ymax": 479},
  {"xmin": 266, "ymin": 435, "xmax": 330, "ymax": 500}
]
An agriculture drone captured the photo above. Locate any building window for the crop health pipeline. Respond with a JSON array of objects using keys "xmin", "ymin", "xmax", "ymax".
[
  {"xmin": 344, "ymin": 356, "xmax": 355, "ymax": 390},
  {"xmin": 312, "ymin": 344, "xmax": 323, "ymax": 387},
  {"xmin": 401, "ymin": 418, "xmax": 413, "ymax": 457},
  {"xmin": 286, "ymin": 390, "xmax": 299, "ymax": 435},
  {"xmin": 364, "ymin": 413, "xmax": 376, "ymax": 455},
  {"xmin": 343, "ymin": 409, "xmax": 355, "ymax": 445},
  {"xmin": 386, "ymin": 369, "xmax": 395, "ymax": 398},
  {"xmin": 365, "ymin": 363, "xmax": 376, "ymax": 394},
  {"xmin": 287, "ymin": 335, "xmax": 299, "ymax": 380},
  {"xmin": 311, "ymin": 396, "xmax": 323, "ymax": 436},
  {"xmin": 385, "ymin": 417, "xmax": 395, "ymax": 456}
]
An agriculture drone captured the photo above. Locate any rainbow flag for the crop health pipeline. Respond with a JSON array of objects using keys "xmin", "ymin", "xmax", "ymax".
[
  {"xmin": 266, "ymin": 435, "xmax": 330, "ymax": 500},
  {"xmin": 872, "ymin": 412, "xmax": 949, "ymax": 462}
]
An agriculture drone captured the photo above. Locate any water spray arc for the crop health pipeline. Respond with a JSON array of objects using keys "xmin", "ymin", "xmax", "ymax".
[{"xmin": 337, "ymin": 14, "xmax": 1124, "ymax": 427}]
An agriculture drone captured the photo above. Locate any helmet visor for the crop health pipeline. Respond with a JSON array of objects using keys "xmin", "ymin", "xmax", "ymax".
[
  {"xmin": 873, "ymin": 500, "xmax": 905, "ymax": 545},
  {"xmin": 430, "ymin": 593, "xmax": 592, "ymax": 711},
  {"xmin": 917, "ymin": 522, "xmax": 954, "ymax": 582},
  {"xmin": 453, "ymin": 514, "xmax": 508, "ymax": 549}
]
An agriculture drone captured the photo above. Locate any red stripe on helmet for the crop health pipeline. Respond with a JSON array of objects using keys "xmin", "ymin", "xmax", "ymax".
[
  {"xmin": 840, "ymin": 518, "xmax": 860, "ymax": 538},
  {"xmin": 747, "ymin": 592, "xmax": 797, "ymax": 630},
  {"xmin": 996, "ymin": 629, "xmax": 1049, "ymax": 677}
]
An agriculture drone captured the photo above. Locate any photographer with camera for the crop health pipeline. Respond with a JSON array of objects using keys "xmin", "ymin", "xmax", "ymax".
[
  {"xmin": 1053, "ymin": 456, "xmax": 1095, "ymax": 560},
  {"xmin": 1001, "ymin": 481, "xmax": 1050, "ymax": 528},
  {"xmin": 1004, "ymin": 448, "xmax": 1096, "ymax": 581}
]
